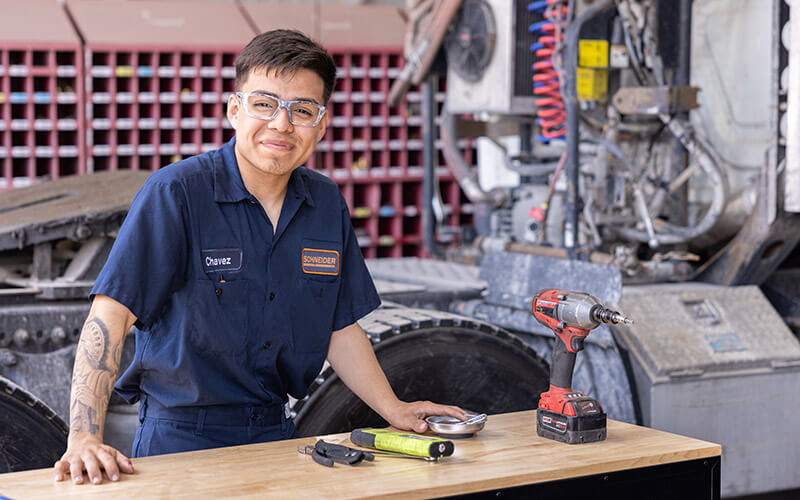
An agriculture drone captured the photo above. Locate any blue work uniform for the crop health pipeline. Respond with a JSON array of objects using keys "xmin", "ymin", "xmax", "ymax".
[{"xmin": 91, "ymin": 137, "xmax": 381, "ymax": 457}]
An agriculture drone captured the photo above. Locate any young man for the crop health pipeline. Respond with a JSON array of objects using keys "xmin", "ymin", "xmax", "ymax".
[{"xmin": 54, "ymin": 29, "xmax": 465, "ymax": 485}]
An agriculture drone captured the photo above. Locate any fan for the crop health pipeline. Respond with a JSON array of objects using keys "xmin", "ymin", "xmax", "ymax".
[{"xmin": 444, "ymin": 0, "xmax": 497, "ymax": 83}]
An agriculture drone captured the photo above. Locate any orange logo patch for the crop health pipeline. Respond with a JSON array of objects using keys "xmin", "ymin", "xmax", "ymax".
[{"xmin": 302, "ymin": 248, "xmax": 340, "ymax": 276}]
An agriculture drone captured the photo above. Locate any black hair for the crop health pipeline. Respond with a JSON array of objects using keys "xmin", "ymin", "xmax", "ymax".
[{"xmin": 235, "ymin": 29, "xmax": 337, "ymax": 103}]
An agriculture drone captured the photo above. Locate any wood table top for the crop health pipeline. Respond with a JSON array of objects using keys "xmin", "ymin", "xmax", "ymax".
[{"xmin": 0, "ymin": 410, "xmax": 721, "ymax": 499}]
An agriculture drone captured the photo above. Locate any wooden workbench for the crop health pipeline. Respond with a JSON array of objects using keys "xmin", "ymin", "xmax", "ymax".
[{"xmin": 0, "ymin": 410, "xmax": 721, "ymax": 499}]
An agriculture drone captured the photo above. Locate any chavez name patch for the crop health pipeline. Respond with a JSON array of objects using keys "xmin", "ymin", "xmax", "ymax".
[
  {"xmin": 302, "ymin": 248, "xmax": 340, "ymax": 276},
  {"xmin": 201, "ymin": 248, "xmax": 243, "ymax": 273}
]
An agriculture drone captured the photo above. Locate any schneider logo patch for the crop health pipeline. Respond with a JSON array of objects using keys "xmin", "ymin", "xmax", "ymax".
[
  {"xmin": 302, "ymin": 248, "xmax": 340, "ymax": 276},
  {"xmin": 201, "ymin": 248, "xmax": 243, "ymax": 272}
]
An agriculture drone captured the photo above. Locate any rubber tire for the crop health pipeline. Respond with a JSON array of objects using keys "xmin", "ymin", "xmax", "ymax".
[
  {"xmin": 293, "ymin": 307, "xmax": 550, "ymax": 436},
  {"xmin": 0, "ymin": 376, "xmax": 68, "ymax": 472}
]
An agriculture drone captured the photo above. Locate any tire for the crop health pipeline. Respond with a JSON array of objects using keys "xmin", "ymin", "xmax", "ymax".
[
  {"xmin": 0, "ymin": 375, "xmax": 68, "ymax": 473},
  {"xmin": 293, "ymin": 307, "xmax": 550, "ymax": 436}
]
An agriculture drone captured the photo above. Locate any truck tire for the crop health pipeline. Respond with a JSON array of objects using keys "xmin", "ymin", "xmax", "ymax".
[
  {"xmin": 292, "ymin": 307, "xmax": 550, "ymax": 436},
  {"xmin": 0, "ymin": 376, "xmax": 68, "ymax": 473}
]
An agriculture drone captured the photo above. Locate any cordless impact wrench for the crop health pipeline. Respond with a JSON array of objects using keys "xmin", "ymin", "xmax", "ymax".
[{"xmin": 532, "ymin": 289, "xmax": 632, "ymax": 444}]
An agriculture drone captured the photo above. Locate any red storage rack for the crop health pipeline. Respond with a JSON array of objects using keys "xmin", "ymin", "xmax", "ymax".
[
  {"xmin": 241, "ymin": 2, "xmax": 475, "ymax": 258},
  {"xmin": 64, "ymin": 0, "xmax": 253, "ymax": 172},
  {"xmin": 0, "ymin": 0, "xmax": 85, "ymax": 189},
  {"xmin": 0, "ymin": 0, "xmax": 476, "ymax": 258}
]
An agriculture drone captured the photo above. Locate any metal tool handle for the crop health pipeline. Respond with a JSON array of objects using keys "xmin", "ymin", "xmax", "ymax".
[
  {"xmin": 364, "ymin": 449, "xmax": 437, "ymax": 461},
  {"xmin": 462, "ymin": 413, "xmax": 487, "ymax": 425}
]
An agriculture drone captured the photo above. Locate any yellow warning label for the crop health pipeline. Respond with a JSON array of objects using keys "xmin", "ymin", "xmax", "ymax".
[
  {"xmin": 0, "ymin": 93, "xmax": 5, "ymax": 104},
  {"xmin": 579, "ymin": 40, "xmax": 609, "ymax": 68},
  {"xmin": 577, "ymin": 68, "xmax": 608, "ymax": 101}
]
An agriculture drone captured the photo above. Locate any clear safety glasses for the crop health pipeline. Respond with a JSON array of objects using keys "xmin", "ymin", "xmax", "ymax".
[{"xmin": 235, "ymin": 92, "xmax": 327, "ymax": 127}]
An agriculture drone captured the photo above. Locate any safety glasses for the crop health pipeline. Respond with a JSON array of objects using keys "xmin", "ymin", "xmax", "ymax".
[{"xmin": 235, "ymin": 92, "xmax": 327, "ymax": 127}]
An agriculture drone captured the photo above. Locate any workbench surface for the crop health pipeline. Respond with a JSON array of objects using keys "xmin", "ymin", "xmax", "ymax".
[{"xmin": 0, "ymin": 410, "xmax": 721, "ymax": 499}]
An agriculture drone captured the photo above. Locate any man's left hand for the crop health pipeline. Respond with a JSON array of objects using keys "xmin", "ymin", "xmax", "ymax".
[{"xmin": 384, "ymin": 400, "xmax": 468, "ymax": 433}]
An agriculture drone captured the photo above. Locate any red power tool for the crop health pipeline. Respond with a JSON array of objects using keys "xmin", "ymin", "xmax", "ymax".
[{"xmin": 532, "ymin": 289, "xmax": 632, "ymax": 444}]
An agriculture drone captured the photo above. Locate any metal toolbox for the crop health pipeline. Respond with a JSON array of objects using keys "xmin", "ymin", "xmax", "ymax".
[{"xmin": 612, "ymin": 283, "xmax": 800, "ymax": 497}]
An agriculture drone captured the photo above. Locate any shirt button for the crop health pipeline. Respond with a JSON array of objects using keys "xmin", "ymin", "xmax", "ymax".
[
  {"xmin": 262, "ymin": 341, "xmax": 271, "ymax": 350},
  {"xmin": 269, "ymin": 292, "xmax": 275, "ymax": 301},
  {"xmin": 215, "ymin": 288, "xmax": 222, "ymax": 296}
]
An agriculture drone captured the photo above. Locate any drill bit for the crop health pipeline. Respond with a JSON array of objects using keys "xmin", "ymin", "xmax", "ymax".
[{"xmin": 592, "ymin": 307, "xmax": 633, "ymax": 325}]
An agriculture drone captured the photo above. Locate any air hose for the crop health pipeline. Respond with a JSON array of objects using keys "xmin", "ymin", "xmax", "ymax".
[{"xmin": 529, "ymin": 0, "xmax": 569, "ymax": 142}]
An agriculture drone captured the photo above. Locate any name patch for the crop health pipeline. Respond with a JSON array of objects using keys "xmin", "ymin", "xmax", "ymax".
[
  {"xmin": 201, "ymin": 248, "xmax": 243, "ymax": 272},
  {"xmin": 302, "ymin": 248, "xmax": 340, "ymax": 276}
]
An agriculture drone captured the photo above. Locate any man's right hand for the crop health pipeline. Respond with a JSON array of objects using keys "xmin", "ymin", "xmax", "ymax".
[{"xmin": 54, "ymin": 432, "xmax": 134, "ymax": 484}]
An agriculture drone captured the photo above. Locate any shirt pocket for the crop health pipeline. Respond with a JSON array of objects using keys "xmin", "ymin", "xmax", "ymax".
[
  {"xmin": 188, "ymin": 278, "xmax": 250, "ymax": 355},
  {"xmin": 291, "ymin": 277, "xmax": 340, "ymax": 353},
  {"xmin": 291, "ymin": 239, "xmax": 343, "ymax": 353}
]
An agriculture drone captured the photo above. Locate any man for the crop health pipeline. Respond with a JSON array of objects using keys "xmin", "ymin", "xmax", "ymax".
[{"xmin": 54, "ymin": 29, "xmax": 465, "ymax": 485}]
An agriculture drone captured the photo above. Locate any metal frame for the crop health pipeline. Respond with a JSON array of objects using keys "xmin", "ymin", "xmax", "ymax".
[{"xmin": 695, "ymin": 0, "xmax": 800, "ymax": 285}]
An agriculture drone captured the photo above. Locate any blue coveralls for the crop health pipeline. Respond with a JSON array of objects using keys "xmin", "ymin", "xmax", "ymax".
[{"xmin": 91, "ymin": 137, "xmax": 381, "ymax": 457}]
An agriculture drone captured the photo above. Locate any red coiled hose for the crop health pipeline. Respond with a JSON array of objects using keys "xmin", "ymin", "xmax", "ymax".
[{"xmin": 530, "ymin": 0, "xmax": 569, "ymax": 141}]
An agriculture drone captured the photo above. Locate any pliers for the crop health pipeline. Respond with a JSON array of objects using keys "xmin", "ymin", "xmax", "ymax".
[{"xmin": 297, "ymin": 439, "xmax": 375, "ymax": 467}]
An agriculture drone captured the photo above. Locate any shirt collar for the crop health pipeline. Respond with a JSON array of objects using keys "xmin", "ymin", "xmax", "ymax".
[
  {"xmin": 288, "ymin": 167, "xmax": 315, "ymax": 207},
  {"xmin": 213, "ymin": 137, "xmax": 251, "ymax": 203},
  {"xmin": 213, "ymin": 137, "xmax": 315, "ymax": 208}
]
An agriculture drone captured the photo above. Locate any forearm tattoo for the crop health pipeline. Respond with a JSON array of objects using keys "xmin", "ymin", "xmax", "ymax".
[{"xmin": 69, "ymin": 317, "xmax": 122, "ymax": 436}]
